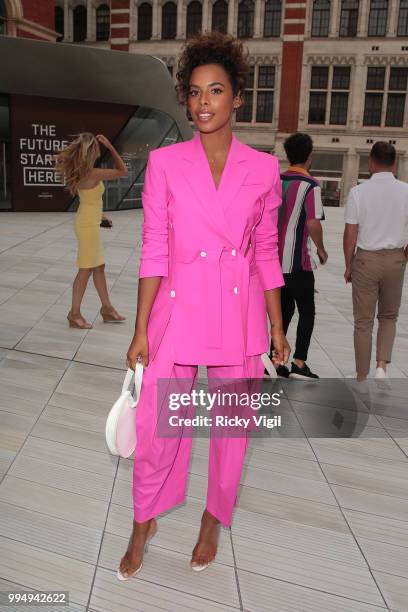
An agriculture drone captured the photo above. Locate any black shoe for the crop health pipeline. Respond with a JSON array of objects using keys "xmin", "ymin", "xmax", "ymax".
[
  {"xmin": 276, "ymin": 365, "xmax": 290, "ymax": 378},
  {"xmin": 289, "ymin": 362, "xmax": 319, "ymax": 380}
]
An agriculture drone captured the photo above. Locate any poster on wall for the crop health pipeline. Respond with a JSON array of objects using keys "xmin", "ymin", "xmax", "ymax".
[{"xmin": 10, "ymin": 95, "xmax": 134, "ymax": 211}]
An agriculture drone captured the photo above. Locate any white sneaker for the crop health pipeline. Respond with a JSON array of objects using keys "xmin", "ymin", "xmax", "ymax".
[{"xmin": 375, "ymin": 367, "xmax": 387, "ymax": 379}]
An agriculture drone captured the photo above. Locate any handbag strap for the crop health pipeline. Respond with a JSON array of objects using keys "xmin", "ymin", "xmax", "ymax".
[
  {"xmin": 261, "ymin": 352, "xmax": 277, "ymax": 379},
  {"xmin": 122, "ymin": 363, "xmax": 143, "ymax": 402}
]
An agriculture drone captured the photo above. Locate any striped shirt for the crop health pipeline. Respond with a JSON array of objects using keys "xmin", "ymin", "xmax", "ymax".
[{"xmin": 278, "ymin": 168, "xmax": 325, "ymax": 273}]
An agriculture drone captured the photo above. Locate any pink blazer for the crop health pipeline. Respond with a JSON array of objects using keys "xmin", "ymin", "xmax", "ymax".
[{"xmin": 139, "ymin": 132, "xmax": 284, "ymax": 366}]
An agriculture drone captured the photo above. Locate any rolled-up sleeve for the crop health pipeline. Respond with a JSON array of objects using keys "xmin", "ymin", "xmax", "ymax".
[
  {"xmin": 255, "ymin": 157, "xmax": 284, "ymax": 291},
  {"xmin": 139, "ymin": 150, "xmax": 169, "ymax": 278}
]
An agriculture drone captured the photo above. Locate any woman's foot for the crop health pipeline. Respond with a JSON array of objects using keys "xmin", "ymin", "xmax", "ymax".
[
  {"xmin": 100, "ymin": 306, "xmax": 126, "ymax": 323},
  {"xmin": 67, "ymin": 311, "xmax": 92, "ymax": 329},
  {"xmin": 118, "ymin": 518, "xmax": 157, "ymax": 580},
  {"xmin": 191, "ymin": 509, "xmax": 220, "ymax": 571}
]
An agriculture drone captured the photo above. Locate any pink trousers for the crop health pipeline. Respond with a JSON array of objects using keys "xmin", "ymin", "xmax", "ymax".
[{"xmin": 132, "ymin": 327, "xmax": 264, "ymax": 527}]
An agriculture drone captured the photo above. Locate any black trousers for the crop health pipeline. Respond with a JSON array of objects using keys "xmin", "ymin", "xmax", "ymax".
[{"xmin": 270, "ymin": 271, "xmax": 315, "ymax": 362}]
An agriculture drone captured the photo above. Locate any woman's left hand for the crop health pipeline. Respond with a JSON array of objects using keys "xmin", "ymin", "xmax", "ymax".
[{"xmin": 271, "ymin": 328, "xmax": 291, "ymax": 365}]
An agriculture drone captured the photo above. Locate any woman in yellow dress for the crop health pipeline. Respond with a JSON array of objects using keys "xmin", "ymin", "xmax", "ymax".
[{"xmin": 55, "ymin": 133, "xmax": 127, "ymax": 329}]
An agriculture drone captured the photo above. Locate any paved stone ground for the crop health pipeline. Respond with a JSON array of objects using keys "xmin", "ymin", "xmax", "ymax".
[{"xmin": 0, "ymin": 208, "xmax": 407, "ymax": 611}]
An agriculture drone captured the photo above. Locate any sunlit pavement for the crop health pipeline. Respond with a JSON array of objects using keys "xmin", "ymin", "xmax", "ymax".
[{"xmin": 0, "ymin": 208, "xmax": 407, "ymax": 611}]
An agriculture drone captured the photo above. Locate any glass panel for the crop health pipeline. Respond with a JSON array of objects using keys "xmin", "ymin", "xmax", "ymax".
[
  {"xmin": 256, "ymin": 91, "xmax": 273, "ymax": 122},
  {"xmin": 385, "ymin": 93, "xmax": 405, "ymax": 126},
  {"xmin": 366, "ymin": 66, "xmax": 385, "ymax": 89},
  {"xmin": 339, "ymin": 0, "xmax": 359, "ymax": 37},
  {"xmin": 237, "ymin": 0, "xmax": 254, "ymax": 38},
  {"xmin": 138, "ymin": 3, "xmax": 152, "ymax": 40},
  {"xmin": 330, "ymin": 92, "xmax": 349, "ymax": 124},
  {"xmin": 311, "ymin": 66, "xmax": 329, "ymax": 89},
  {"xmin": 187, "ymin": 1, "xmax": 202, "ymax": 37},
  {"xmin": 162, "ymin": 2, "xmax": 177, "ymax": 39},
  {"xmin": 96, "ymin": 4, "xmax": 110, "ymax": 41},
  {"xmin": 363, "ymin": 92, "xmax": 383, "ymax": 125},
  {"xmin": 0, "ymin": 95, "xmax": 11, "ymax": 210},
  {"xmin": 308, "ymin": 92, "xmax": 327, "ymax": 123},
  {"xmin": 311, "ymin": 0, "xmax": 330, "ymax": 37},
  {"xmin": 55, "ymin": 6, "xmax": 64, "ymax": 42},
  {"xmin": 258, "ymin": 66, "xmax": 275, "ymax": 88},
  {"xmin": 368, "ymin": 0, "xmax": 388, "ymax": 36},
  {"xmin": 332, "ymin": 66, "xmax": 351, "ymax": 89},
  {"xmin": 236, "ymin": 90, "xmax": 253, "ymax": 122},
  {"xmin": 212, "ymin": 0, "xmax": 228, "ymax": 32},
  {"xmin": 263, "ymin": 0, "xmax": 281, "ymax": 37},
  {"xmin": 389, "ymin": 67, "xmax": 408, "ymax": 91},
  {"xmin": 397, "ymin": 0, "xmax": 408, "ymax": 36},
  {"xmin": 73, "ymin": 5, "xmax": 87, "ymax": 42}
]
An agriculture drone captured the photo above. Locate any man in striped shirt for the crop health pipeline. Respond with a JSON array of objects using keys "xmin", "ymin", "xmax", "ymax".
[{"xmin": 270, "ymin": 133, "xmax": 327, "ymax": 379}]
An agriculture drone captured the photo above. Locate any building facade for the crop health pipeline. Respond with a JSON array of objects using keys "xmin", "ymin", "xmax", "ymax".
[{"xmin": 2, "ymin": 0, "xmax": 408, "ymax": 205}]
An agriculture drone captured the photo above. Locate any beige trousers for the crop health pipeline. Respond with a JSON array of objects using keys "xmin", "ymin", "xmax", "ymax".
[{"xmin": 352, "ymin": 248, "xmax": 406, "ymax": 376}]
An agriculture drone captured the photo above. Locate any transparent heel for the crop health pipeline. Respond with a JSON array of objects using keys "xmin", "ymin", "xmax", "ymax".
[{"xmin": 116, "ymin": 526, "xmax": 157, "ymax": 581}]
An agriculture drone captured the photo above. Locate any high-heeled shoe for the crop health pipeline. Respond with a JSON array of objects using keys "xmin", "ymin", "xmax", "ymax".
[
  {"xmin": 100, "ymin": 307, "xmax": 126, "ymax": 323},
  {"xmin": 67, "ymin": 312, "xmax": 92, "ymax": 329},
  {"xmin": 117, "ymin": 522, "xmax": 157, "ymax": 581}
]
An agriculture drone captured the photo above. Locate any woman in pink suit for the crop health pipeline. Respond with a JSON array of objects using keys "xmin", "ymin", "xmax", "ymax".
[{"xmin": 118, "ymin": 32, "xmax": 290, "ymax": 579}]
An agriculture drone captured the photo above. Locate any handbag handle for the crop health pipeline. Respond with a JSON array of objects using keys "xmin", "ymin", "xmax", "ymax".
[
  {"xmin": 122, "ymin": 363, "xmax": 143, "ymax": 402},
  {"xmin": 261, "ymin": 352, "xmax": 277, "ymax": 379}
]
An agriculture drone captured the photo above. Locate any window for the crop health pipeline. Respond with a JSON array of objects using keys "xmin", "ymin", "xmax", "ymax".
[
  {"xmin": 96, "ymin": 4, "xmax": 110, "ymax": 41},
  {"xmin": 212, "ymin": 0, "xmax": 227, "ymax": 32},
  {"xmin": 186, "ymin": 1, "xmax": 202, "ymax": 37},
  {"xmin": 162, "ymin": 1, "xmax": 177, "ymax": 39},
  {"xmin": 55, "ymin": 6, "xmax": 64, "ymax": 41},
  {"xmin": 73, "ymin": 5, "xmax": 87, "ymax": 42},
  {"xmin": 237, "ymin": 0, "xmax": 254, "ymax": 38},
  {"xmin": 311, "ymin": 0, "xmax": 330, "ymax": 37},
  {"xmin": 0, "ymin": 0, "xmax": 6, "ymax": 35},
  {"xmin": 368, "ymin": 0, "xmax": 388, "ymax": 36},
  {"xmin": 339, "ymin": 0, "xmax": 359, "ymax": 37},
  {"xmin": 309, "ymin": 65, "xmax": 350, "ymax": 125},
  {"xmin": 398, "ymin": 0, "xmax": 408, "ymax": 36},
  {"xmin": 138, "ymin": 3, "xmax": 152, "ymax": 40},
  {"xmin": 264, "ymin": 0, "xmax": 281, "ymax": 37},
  {"xmin": 236, "ymin": 66, "xmax": 274, "ymax": 123},
  {"xmin": 363, "ymin": 65, "xmax": 407, "ymax": 127}
]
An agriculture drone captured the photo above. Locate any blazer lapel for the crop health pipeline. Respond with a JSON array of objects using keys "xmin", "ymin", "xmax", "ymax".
[{"xmin": 180, "ymin": 133, "xmax": 249, "ymax": 243}]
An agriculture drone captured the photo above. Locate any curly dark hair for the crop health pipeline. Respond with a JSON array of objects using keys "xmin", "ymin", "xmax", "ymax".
[{"xmin": 175, "ymin": 31, "xmax": 250, "ymax": 105}]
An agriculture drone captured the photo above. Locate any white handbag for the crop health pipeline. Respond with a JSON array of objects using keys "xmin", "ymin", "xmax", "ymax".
[
  {"xmin": 105, "ymin": 363, "xmax": 143, "ymax": 458},
  {"xmin": 261, "ymin": 352, "xmax": 278, "ymax": 378}
]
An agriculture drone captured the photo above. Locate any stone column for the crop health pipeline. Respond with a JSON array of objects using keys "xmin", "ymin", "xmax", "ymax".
[
  {"xmin": 253, "ymin": 0, "xmax": 262, "ymax": 38},
  {"xmin": 202, "ymin": 0, "xmax": 210, "ymax": 32},
  {"xmin": 349, "ymin": 60, "xmax": 365, "ymax": 129},
  {"xmin": 387, "ymin": 0, "xmax": 399, "ymax": 36},
  {"xmin": 329, "ymin": 0, "xmax": 340, "ymax": 37},
  {"xmin": 176, "ymin": 0, "xmax": 184, "ymax": 38},
  {"xmin": 358, "ymin": 0, "xmax": 369, "ymax": 36},
  {"xmin": 86, "ymin": 0, "xmax": 93, "ymax": 41},
  {"xmin": 341, "ymin": 150, "xmax": 359, "ymax": 206},
  {"xmin": 152, "ymin": 0, "xmax": 159, "ymax": 38},
  {"xmin": 227, "ymin": 0, "xmax": 235, "ymax": 35},
  {"xmin": 64, "ymin": 0, "xmax": 70, "ymax": 40},
  {"xmin": 157, "ymin": 0, "xmax": 163, "ymax": 38},
  {"xmin": 398, "ymin": 154, "xmax": 408, "ymax": 182}
]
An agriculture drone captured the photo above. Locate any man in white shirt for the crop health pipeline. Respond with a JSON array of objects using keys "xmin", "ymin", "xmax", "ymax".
[{"xmin": 343, "ymin": 142, "xmax": 408, "ymax": 381}]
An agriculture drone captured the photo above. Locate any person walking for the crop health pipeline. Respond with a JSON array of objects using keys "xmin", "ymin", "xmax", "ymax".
[
  {"xmin": 343, "ymin": 141, "xmax": 408, "ymax": 381},
  {"xmin": 269, "ymin": 133, "xmax": 327, "ymax": 380},
  {"xmin": 55, "ymin": 133, "xmax": 127, "ymax": 329},
  {"xmin": 118, "ymin": 32, "xmax": 290, "ymax": 580}
]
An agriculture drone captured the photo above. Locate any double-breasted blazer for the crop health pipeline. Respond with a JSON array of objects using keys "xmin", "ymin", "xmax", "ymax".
[{"xmin": 139, "ymin": 132, "xmax": 284, "ymax": 366}]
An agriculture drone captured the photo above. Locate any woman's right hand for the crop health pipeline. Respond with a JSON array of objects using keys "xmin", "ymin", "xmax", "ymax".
[
  {"xmin": 126, "ymin": 331, "xmax": 149, "ymax": 369},
  {"xmin": 96, "ymin": 134, "xmax": 112, "ymax": 149}
]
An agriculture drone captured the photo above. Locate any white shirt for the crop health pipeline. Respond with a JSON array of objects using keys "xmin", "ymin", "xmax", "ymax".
[{"xmin": 344, "ymin": 172, "xmax": 408, "ymax": 250}]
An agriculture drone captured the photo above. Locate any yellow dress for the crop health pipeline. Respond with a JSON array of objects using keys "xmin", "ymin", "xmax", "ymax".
[{"xmin": 74, "ymin": 182, "xmax": 105, "ymax": 269}]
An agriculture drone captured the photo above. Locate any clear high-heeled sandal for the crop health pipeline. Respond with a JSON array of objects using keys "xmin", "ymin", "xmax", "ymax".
[{"xmin": 117, "ymin": 524, "xmax": 157, "ymax": 581}]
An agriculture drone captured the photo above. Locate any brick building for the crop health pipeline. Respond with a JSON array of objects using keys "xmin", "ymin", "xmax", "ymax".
[{"xmin": 2, "ymin": 0, "xmax": 408, "ymax": 205}]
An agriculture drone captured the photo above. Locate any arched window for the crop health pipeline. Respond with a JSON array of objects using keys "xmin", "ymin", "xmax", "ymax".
[
  {"xmin": 162, "ymin": 1, "xmax": 177, "ymax": 39},
  {"xmin": 186, "ymin": 1, "xmax": 202, "ymax": 37},
  {"xmin": 0, "ymin": 0, "xmax": 6, "ymax": 35},
  {"xmin": 264, "ymin": 0, "xmax": 281, "ymax": 37},
  {"xmin": 237, "ymin": 0, "xmax": 254, "ymax": 38},
  {"xmin": 138, "ymin": 2, "xmax": 152, "ymax": 40},
  {"xmin": 96, "ymin": 3, "xmax": 110, "ymax": 40},
  {"xmin": 311, "ymin": 0, "xmax": 330, "ymax": 37},
  {"xmin": 397, "ymin": 0, "xmax": 408, "ymax": 36},
  {"xmin": 55, "ymin": 5, "xmax": 64, "ymax": 41},
  {"xmin": 368, "ymin": 0, "xmax": 388, "ymax": 36},
  {"xmin": 212, "ymin": 0, "xmax": 227, "ymax": 32},
  {"xmin": 339, "ymin": 0, "xmax": 359, "ymax": 36},
  {"xmin": 73, "ymin": 5, "xmax": 87, "ymax": 42}
]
